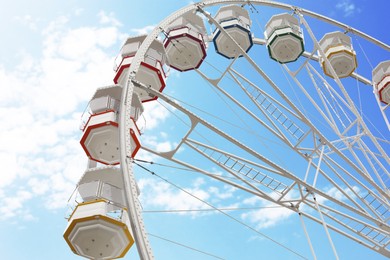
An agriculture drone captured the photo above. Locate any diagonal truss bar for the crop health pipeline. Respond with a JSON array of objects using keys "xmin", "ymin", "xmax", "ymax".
[
  {"xmin": 196, "ymin": 68, "xmax": 289, "ymax": 144},
  {"xmin": 198, "ymin": 7, "xmax": 390, "ymax": 210},
  {"xmin": 142, "ymin": 138, "xmax": 390, "ymax": 256},
  {"xmin": 197, "ymin": 61, "xmax": 390, "ymax": 223},
  {"xmin": 122, "ymin": 2, "xmax": 390, "ymax": 258},
  {"xmin": 299, "ymin": 13, "xmax": 390, "ymax": 180},
  {"xmin": 302, "ymin": 63, "xmax": 390, "ymax": 191},
  {"xmin": 184, "ymin": 136, "xmax": 389, "ymax": 224},
  {"xmin": 141, "ymin": 118, "xmax": 390, "ymax": 256},
  {"xmin": 229, "ymin": 69, "xmax": 307, "ymax": 142},
  {"xmin": 133, "ymin": 77, "xmax": 390, "ymax": 229},
  {"xmin": 184, "ymin": 139, "xmax": 390, "ymax": 255},
  {"xmin": 185, "ymin": 138, "xmax": 290, "ymax": 196}
]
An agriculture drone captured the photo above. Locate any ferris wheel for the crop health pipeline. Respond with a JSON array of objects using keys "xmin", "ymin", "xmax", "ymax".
[{"xmin": 63, "ymin": 1, "xmax": 390, "ymax": 259}]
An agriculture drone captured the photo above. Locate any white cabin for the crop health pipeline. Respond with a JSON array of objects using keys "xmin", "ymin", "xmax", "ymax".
[
  {"xmin": 265, "ymin": 13, "xmax": 304, "ymax": 63},
  {"xmin": 164, "ymin": 11, "xmax": 207, "ymax": 71},
  {"xmin": 64, "ymin": 167, "xmax": 134, "ymax": 260},
  {"xmin": 213, "ymin": 5, "xmax": 253, "ymax": 59},
  {"xmin": 80, "ymin": 85, "xmax": 142, "ymax": 165},
  {"xmin": 372, "ymin": 60, "xmax": 390, "ymax": 104},
  {"xmin": 114, "ymin": 35, "xmax": 167, "ymax": 102},
  {"xmin": 318, "ymin": 31, "xmax": 357, "ymax": 78}
]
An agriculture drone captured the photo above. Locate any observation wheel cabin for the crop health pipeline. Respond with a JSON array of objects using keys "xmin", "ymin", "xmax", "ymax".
[
  {"xmin": 114, "ymin": 35, "xmax": 167, "ymax": 102},
  {"xmin": 164, "ymin": 11, "xmax": 208, "ymax": 71},
  {"xmin": 212, "ymin": 5, "xmax": 253, "ymax": 59},
  {"xmin": 318, "ymin": 31, "xmax": 357, "ymax": 78},
  {"xmin": 64, "ymin": 167, "xmax": 134, "ymax": 260},
  {"xmin": 372, "ymin": 60, "xmax": 390, "ymax": 104},
  {"xmin": 80, "ymin": 85, "xmax": 142, "ymax": 165},
  {"xmin": 63, "ymin": 2, "xmax": 390, "ymax": 260},
  {"xmin": 265, "ymin": 13, "xmax": 304, "ymax": 63}
]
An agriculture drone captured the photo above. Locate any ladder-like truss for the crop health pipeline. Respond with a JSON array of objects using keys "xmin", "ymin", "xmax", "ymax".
[{"xmin": 117, "ymin": 1, "xmax": 390, "ymax": 259}]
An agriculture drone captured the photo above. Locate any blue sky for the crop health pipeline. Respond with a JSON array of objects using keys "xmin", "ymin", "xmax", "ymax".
[{"xmin": 0, "ymin": 0, "xmax": 389, "ymax": 259}]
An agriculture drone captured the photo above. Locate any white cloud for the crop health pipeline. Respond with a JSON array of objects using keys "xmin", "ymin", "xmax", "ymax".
[
  {"xmin": 0, "ymin": 152, "xmax": 20, "ymax": 188},
  {"xmin": 0, "ymin": 190, "xmax": 33, "ymax": 221},
  {"xmin": 134, "ymin": 130, "xmax": 176, "ymax": 162},
  {"xmin": 74, "ymin": 8, "xmax": 84, "ymax": 16},
  {"xmin": 155, "ymin": 141, "xmax": 174, "ymax": 152},
  {"xmin": 310, "ymin": 185, "xmax": 360, "ymax": 208},
  {"xmin": 241, "ymin": 197, "xmax": 294, "ymax": 229},
  {"xmin": 138, "ymin": 178, "xmax": 210, "ymax": 217},
  {"xmin": 0, "ymin": 12, "xmax": 125, "ymax": 222},
  {"xmin": 325, "ymin": 185, "xmax": 359, "ymax": 202},
  {"xmin": 130, "ymin": 25, "xmax": 156, "ymax": 36},
  {"xmin": 242, "ymin": 196, "xmax": 260, "ymax": 206},
  {"xmin": 137, "ymin": 102, "xmax": 177, "ymax": 156},
  {"xmin": 208, "ymin": 185, "xmax": 236, "ymax": 200},
  {"xmin": 42, "ymin": 15, "xmax": 69, "ymax": 36},
  {"xmin": 336, "ymin": 0, "xmax": 360, "ymax": 17},
  {"xmin": 98, "ymin": 11, "xmax": 122, "ymax": 27},
  {"xmin": 0, "ymin": 9, "xmax": 179, "ymax": 223},
  {"xmin": 28, "ymin": 178, "xmax": 50, "ymax": 195},
  {"xmin": 139, "ymin": 177, "xmax": 238, "ymax": 217},
  {"xmin": 238, "ymin": 185, "xmax": 360, "ymax": 230},
  {"xmin": 140, "ymin": 101, "xmax": 171, "ymax": 130},
  {"xmin": 193, "ymin": 177, "xmax": 205, "ymax": 187},
  {"xmin": 242, "ymin": 206, "xmax": 293, "ymax": 229},
  {"xmin": 14, "ymin": 15, "xmax": 40, "ymax": 31},
  {"xmin": 160, "ymin": 132, "xmax": 168, "ymax": 139}
]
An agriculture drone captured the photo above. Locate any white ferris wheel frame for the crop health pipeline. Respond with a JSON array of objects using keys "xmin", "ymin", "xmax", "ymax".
[{"xmin": 117, "ymin": 1, "xmax": 390, "ymax": 259}]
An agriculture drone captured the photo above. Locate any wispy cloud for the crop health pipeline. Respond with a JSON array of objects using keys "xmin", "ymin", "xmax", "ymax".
[
  {"xmin": 130, "ymin": 25, "xmax": 156, "ymax": 36},
  {"xmin": 98, "ymin": 11, "xmax": 122, "ymax": 27},
  {"xmin": 0, "ymin": 190, "xmax": 33, "ymax": 221},
  {"xmin": 14, "ymin": 15, "xmax": 40, "ymax": 31},
  {"xmin": 0, "ymin": 12, "xmax": 123, "ymax": 222},
  {"xmin": 241, "ymin": 197, "xmax": 294, "ymax": 229},
  {"xmin": 138, "ymin": 177, "xmax": 238, "ymax": 217},
  {"xmin": 138, "ymin": 177, "xmax": 212, "ymax": 217},
  {"xmin": 336, "ymin": 0, "xmax": 361, "ymax": 17},
  {"xmin": 0, "ymin": 10, "xmax": 174, "ymax": 223}
]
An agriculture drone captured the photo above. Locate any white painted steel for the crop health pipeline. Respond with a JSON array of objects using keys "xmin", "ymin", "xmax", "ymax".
[
  {"xmin": 213, "ymin": 5, "xmax": 252, "ymax": 58},
  {"xmin": 164, "ymin": 28, "xmax": 206, "ymax": 71},
  {"xmin": 65, "ymin": 203, "xmax": 132, "ymax": 260},
  {"xmin": 373, "ymin": 60, "xmax": 390, "ymax": 105},
  {"xmin": 64, "ymin": 166, "xmax": 134, "ymax": 258},
  {"xmin": 115, "ymin": 56, "xmax": 166, "ymax": 103},
  {"xmin": 115, "ymin": 36, "xmax": 167, "ymax": 103},
  {"xmin": 265, "ymin": 13, "xmax": 304, "ymax": 63},
  {"xmin": 81, "ymin": 112, "xmax": 119, "ymax": 165},
  {"xmin": 318, "ymin": 31, "xmax": 357, "ymax": 78},
  {"xmin": 164, "ymin": 12, "xmax": 207, "ymax": 71},
  {"xmin": 114, "ymin": 1, "xmax": 390, "ymax": 259}
]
